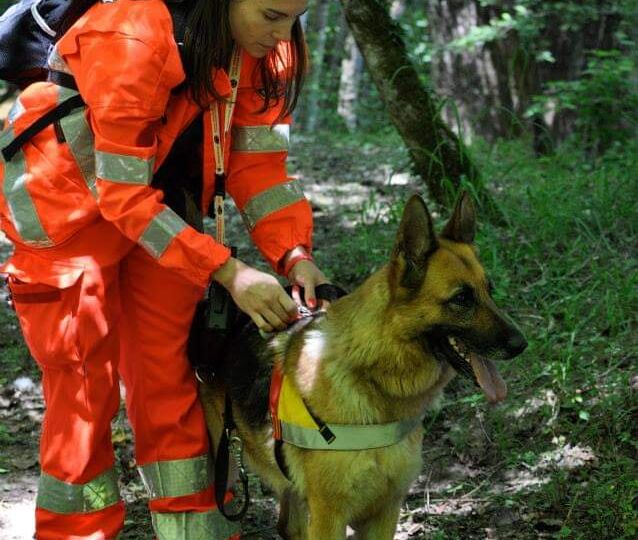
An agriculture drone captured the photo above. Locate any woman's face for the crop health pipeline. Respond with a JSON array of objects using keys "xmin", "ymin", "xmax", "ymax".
[{"xmin": 229, "ymin": 0, "xmax": 308, "ymax": 58}]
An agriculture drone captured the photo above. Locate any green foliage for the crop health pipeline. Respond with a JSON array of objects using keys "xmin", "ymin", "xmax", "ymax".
[{"xmin": 531, "ymin": 50, "xmax": 638, "ymax": 156}]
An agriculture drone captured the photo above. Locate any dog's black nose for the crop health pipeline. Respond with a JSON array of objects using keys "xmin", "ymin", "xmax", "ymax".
[{"xmin": 506, "ymin": 332, "xmax": 528, "ymax": 357}]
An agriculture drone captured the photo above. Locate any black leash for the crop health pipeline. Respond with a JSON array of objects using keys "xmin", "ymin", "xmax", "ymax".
[{"xmin": 214, "ymin": 393, "xmax": 250, "ymax": 521}]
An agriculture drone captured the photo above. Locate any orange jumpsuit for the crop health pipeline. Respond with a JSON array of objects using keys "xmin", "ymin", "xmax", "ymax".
[{"xmin": 0, "ymin": 0, "xmax": 313, "ymax": 538}]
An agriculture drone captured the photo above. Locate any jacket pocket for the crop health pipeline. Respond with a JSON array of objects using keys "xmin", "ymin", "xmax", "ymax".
[{"xmin": 7, "ymin": 267, "xmax": 84, "ymax": 370}]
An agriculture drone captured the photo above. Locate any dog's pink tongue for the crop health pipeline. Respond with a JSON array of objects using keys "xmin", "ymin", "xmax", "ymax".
[{"xmin": 469, "ymin": 355, "xmax": 507, "ymax": 403}]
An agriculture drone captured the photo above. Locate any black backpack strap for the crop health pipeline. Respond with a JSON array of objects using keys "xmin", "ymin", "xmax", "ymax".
[
  {"xmin": 1, "ymin": 92, "xmax": 84, "ymax": 161},
  {"xmin": 47, "ymin": 70, "xmax": 78, "ymax": 91}
]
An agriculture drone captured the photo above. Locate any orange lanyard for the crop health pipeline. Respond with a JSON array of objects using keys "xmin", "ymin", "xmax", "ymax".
[{"xmin": 210, "ymin": 46, "xmax": 242, "ymax": 245}]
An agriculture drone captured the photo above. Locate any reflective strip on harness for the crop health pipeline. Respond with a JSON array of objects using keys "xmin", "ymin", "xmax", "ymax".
[
  {"xmin": 0, "ymin": 127, "xmax": 53, "ymax": 247},
  {"xmin": 231, "ymin": 124, "xmax": 290, "ymax": 153},
  {"xmin": 36, "ymin": 468, "xmax": 121, "ymax": 514},
  {"xmin": 139, "ymin": 208, "xmax": 188, "ymax": 259},
  {"xmin": 138, "ymin": 454, "xmax": 212, "ymax": 501},
  {"xmin": 7, "ymin": 98, "xmax": 25, "ymax": 124},
  {"xmin": 280, "ymin": 415, "xmax": 423, "ymax": 451},
  {"xmin": 273, "ymin": 369, "xmax": 423, "ymax": 451},
  {"xmin": 96, "ymin": 150, "xmax": 154, "ymax": 185},
  {"xmin": 151, "ymin": 508, "xmax": 240, "ymax": 540},
  {"xmin": 241, "ymin": 180, "xmax": 306, "ymax": 231}
]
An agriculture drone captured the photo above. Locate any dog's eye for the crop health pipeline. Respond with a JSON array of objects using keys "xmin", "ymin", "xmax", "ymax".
[{"xmin": 451, "ymin": 287, "xmax": 474, "ymax": 307}]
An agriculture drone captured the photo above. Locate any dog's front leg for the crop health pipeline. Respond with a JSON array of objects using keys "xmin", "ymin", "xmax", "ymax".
[
  {"xmin": 278, "ymin": 486, "xmax": 309, "ymax": 540},
  {"xmin": 306, "ymin": 496, "xmax": 348, "ymax": 540},
  {"xmin": 351, "ymin": 499, "xmax": 402, "ymax": 540}
]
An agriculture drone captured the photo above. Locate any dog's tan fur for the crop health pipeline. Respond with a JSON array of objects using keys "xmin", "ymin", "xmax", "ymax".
[{"xmin": 200, "ymin": 193, "xmax": 525, "ymax": 539}]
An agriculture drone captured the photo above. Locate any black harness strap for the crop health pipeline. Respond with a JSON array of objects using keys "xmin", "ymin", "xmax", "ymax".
[{"xmin": 1, "ymin": 92, "xmax": 84, "ymax": 162}]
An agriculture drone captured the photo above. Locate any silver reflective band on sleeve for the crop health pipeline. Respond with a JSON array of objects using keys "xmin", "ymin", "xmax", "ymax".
[
  {"xmin": 138, "ymin": 454, "xmax": 212, "ymax": 501},
  {"xmin": 7, "ymin": 98, "xmax": 25, "ymax": 124},
  {"xmin": 36, "ymin": 468, "xmax": 121, "ymax": 514},
  {"xmin": 152, "ymin": 509, "xmax": 241, "ymax": 540},
  {"xmin": 47, "ymin": 45, "xmax": 73, "ymax": 75},
  {"xmin": 241, "ymin": 180, "xmax": 306, "ymax": 231},
  {"xmin": 0, "ymin": 127, "xmax": 53, "ymax": 247},
  {"xmin": 60, "ymin": 109, "xmax": 97, "ymax": 197},
  {"xmin": 280, "ymin": 414, "xmax": 423, "ymax": 451},
  {"xmin": 231, "ymin": 124, "xmax": 290, "ymax": 153},
  {"xmin": 96, "ymin": 150, "xmax": 154, "ymax": 185},
  {"xmin": 139, "ymin": 208, "xmax": 188, "ymax": 259}
]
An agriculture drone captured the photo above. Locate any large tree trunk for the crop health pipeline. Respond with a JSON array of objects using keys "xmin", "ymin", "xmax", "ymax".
[{"xmin": 338, "ymin": 0, "xmax": 503, "ymax": 221}]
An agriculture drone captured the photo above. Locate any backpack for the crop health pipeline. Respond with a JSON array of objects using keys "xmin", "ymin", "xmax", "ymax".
[
  {"xmin": 0, "ymin": 0, "xmax": 193, "ymax": 163},
  {"xmin": 0, "ymin": 0, "xmax": 192, "ymax": 87}
]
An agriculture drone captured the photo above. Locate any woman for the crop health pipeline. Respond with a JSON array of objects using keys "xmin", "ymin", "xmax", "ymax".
[{"xmin": 0, "ymin": 0, "xmax": 324, "ymax": 538}]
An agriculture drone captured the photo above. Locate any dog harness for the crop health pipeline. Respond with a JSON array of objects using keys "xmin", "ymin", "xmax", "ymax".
[{"xmin": 269, "ymin": 362, "xmax": 424, "ymax": 451}]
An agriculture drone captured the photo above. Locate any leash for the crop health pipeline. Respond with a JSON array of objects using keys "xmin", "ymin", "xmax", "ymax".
[
  {"xmin": 214, "ymin": 394, "xmax": 250, "ymax": 521},
  {"xmin": 207, "ymin": 46, "xmax": 250, "ymax": 521}
]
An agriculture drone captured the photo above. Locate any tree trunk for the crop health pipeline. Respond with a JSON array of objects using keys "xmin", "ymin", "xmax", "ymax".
[
  {"xmin": 338, "ymin": 0, "xmax": 503, "ymax": 221},
  {"xmin": 337, "ymin": 32, "xmax": 364, "ymax": 131},
  {"xmin": 427, "ymin": 0, "xmax": 623, "ymax": 144},
  {"xmin": 304, "ymin": 0, "xmax": 331, "ymax": 132}
]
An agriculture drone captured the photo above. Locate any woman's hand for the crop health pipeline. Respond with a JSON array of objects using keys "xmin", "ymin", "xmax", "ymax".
[
  {"xmin": 287, "ymin": 259, "xmax": 330, "ymax": 310},
  {"xmin": 213, "ymin": 258, "xmax": 298, "ymax": 332}
]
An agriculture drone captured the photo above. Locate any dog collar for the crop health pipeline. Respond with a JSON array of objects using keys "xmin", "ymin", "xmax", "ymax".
[{"xmin": 269, "ymin": 363, "xmax": 424, "ymax": 451}]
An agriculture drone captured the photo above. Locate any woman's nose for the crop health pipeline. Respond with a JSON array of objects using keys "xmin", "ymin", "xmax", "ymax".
[{"xmin": 273, "ymin": 21, "xmax": 293, "ymax": 42}]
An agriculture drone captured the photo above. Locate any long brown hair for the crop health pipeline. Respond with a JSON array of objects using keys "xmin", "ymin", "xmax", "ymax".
[{"xmin": 59, "ymin": 0, "xmax": 307, "ymax": 119}]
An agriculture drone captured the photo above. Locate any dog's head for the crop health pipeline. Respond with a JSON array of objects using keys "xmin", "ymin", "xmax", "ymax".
[{"xmin": 388, "ymin": 192, "xmax": 527, "ymax": 403}]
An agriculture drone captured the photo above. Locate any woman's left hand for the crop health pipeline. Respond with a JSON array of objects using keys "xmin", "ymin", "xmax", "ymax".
[{"xmin": 287, "ymin": 259, "xmax": 330, "ymax": 310}]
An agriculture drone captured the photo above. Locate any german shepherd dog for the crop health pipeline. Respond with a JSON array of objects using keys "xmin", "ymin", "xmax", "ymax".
[{"xmin": 199, "ymin": 192, "xmax": 527, "ymax": 539}]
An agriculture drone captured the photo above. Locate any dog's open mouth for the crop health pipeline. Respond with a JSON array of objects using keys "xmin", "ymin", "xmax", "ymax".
[{"xmin": 427, "ymin": 334, "xmax": 508, "ymax": 403}]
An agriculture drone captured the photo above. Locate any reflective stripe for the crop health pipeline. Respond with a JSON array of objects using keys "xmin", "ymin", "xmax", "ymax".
[
  {"xmin": 152, "ymin": 509, "xmax": 241, "ymax": 540},
  {"xmin": 280, "ymin": 414, "xmax": 423, "ymax": 451},
  {"xmin": 57, "ymin": 86, "xmax": 80, "ymax": 103},
  {"xmin": 59, "ymin": 109, "xmax": 97, "ymax": 197},
  {"xmin": 0, "ymin": 127, "xmax": 53, "ymax": 247},
  {"xmin": 96, "ymin": 150, "xmax": 154, "ymax": 185},
  {"xmin": 36, "ymin": 468, "xmax": 121, "ymax": 514},
  {"xmin": 139, "ymin": 208, "xmax": 187, "ymax": 259},
  {"xmin": 241, "ymin": 180, "xmax": 306, "ymax": 231},
  {"xmin": 47, "ymin": 45, "xmax": 73, "ymax": 75},
  {"xmin": 138, "ymin": 454, "xmax": 212, "ymax": 501},
  {"xmin": 231, "ymin": 124, "xmax": 290, "ymax": 153},
  {"xmin": 7, "ymin": 97, "xmax": 25, "ymax": 124}
]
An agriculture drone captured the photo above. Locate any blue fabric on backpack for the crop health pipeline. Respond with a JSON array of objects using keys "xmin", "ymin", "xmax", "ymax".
[{"xmin": 0, "ymin": 0, "xmax": 67, "ymax": 85}]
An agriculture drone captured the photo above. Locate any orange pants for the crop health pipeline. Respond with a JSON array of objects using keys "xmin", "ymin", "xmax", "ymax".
[{"xmin": 6, "ymin": 219, "xmax": 240, "ymax": 539}]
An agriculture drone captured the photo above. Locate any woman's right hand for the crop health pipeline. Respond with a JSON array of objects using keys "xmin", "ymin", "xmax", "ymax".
[{"xmin": 213, "ymin": 258, "xmax": 298, "ymax": 332}]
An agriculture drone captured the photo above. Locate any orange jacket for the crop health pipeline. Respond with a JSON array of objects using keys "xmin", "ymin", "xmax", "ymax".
[{"xmin": 0, "ymin": 0, "xmax": 312, "ymax": 288}]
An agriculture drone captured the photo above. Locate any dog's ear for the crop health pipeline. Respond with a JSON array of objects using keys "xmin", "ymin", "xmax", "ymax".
[
  {"xmin": 391, "ymin": 194, "xmax": 437, "ymax": 289},
  {"xmin": 441, "ymin": 191, "xmax": 476, "ymax": 244}
]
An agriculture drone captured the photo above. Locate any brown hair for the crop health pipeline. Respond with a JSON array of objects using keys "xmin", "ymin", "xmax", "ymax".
[{"xmin": 59, "ymin": 0, "xmax": 307, "ymax": 120}]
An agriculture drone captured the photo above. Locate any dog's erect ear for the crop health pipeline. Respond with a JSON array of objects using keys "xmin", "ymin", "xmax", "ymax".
[
  {"xmin": 392, "ymin": 194, "xmax": 437, "ymax": 289},
  {"xmin": 441, "ymin": 191, "xmax": 477, "ymax": 244}
]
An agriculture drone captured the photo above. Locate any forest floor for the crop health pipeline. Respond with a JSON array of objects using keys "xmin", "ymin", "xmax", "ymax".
[{"xmin": 0, "ymin": 126, "xmax": 636, "ymax": 540}]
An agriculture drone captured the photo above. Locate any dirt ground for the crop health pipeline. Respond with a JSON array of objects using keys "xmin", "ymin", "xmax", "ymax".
[{"xmin": 0, "ymin": 129, "xmax": 603, "ymax": 539}]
